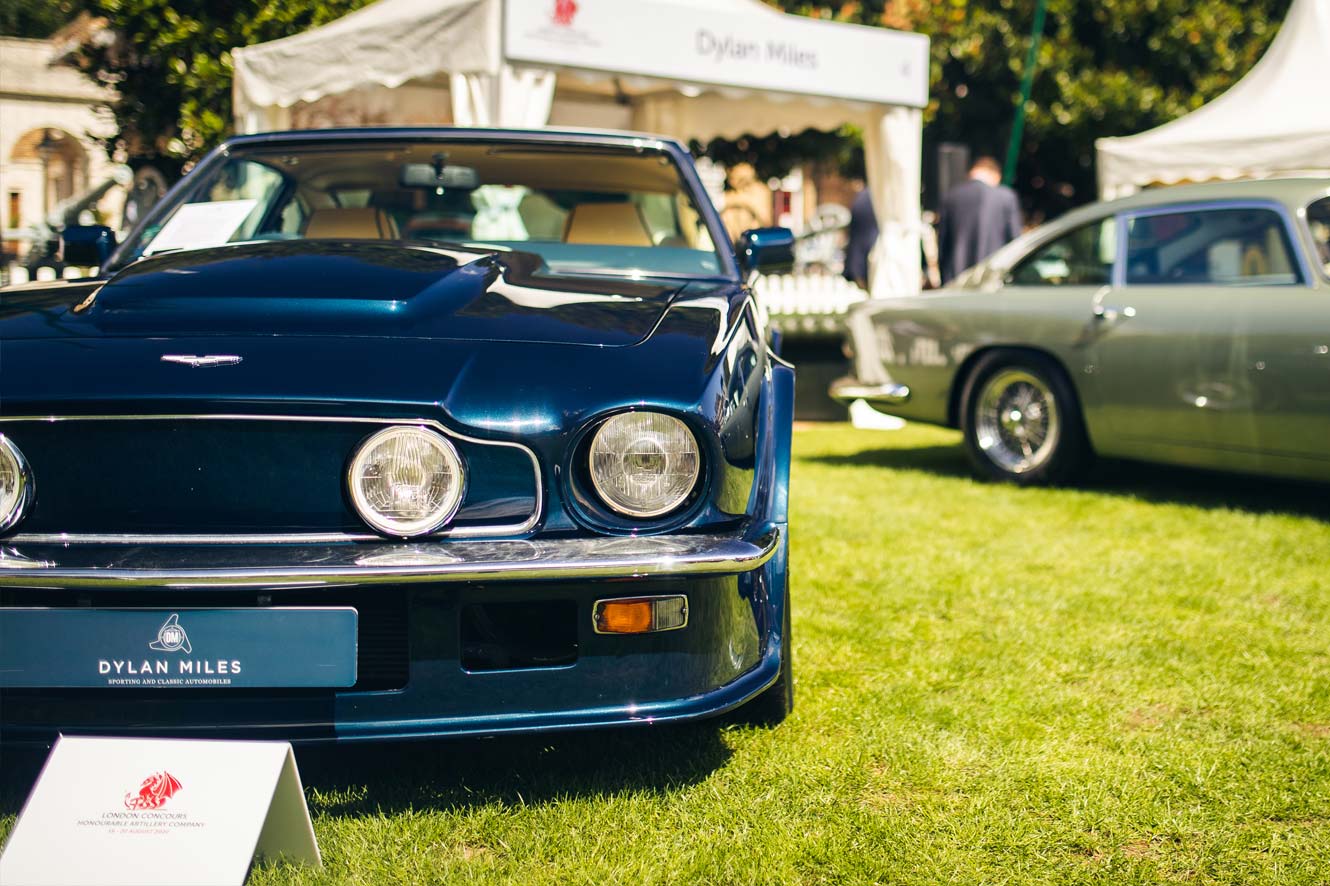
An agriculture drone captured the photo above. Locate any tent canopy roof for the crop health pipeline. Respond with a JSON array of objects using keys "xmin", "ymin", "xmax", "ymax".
[
  {"xmin": 1096, "ymin": 0, "xmax": 1330, "ymax": 197},
  {"xmin": 232, "ymin": 0, "xmax": 929, "ymax": 119},
  {"xmin": 232, "ymin": 0, "xmax": 496, "ymax": 112}
]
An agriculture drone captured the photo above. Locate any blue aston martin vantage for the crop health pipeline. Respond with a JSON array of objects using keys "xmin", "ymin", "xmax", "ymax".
[{"xmin": 0, "ymin": 128, "xmax": 796, "ymax": 743}]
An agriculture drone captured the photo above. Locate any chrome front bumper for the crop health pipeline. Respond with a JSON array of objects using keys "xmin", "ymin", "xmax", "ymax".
[
  {"xmin": 828, "ymin": 379, "xmax": 912, "ymax": 407},
  {"xmin": 0, "ymin": 525, "xmax": 781, "ymax": 590}
]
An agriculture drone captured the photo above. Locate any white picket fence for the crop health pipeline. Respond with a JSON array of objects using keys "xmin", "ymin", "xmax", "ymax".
[
  {"xmin": 2, "ymin": 264, "xmax": 96, "ymax": 286},
  {"xmin": 752, "ymin": 273, "xmax": 867, "ymax": 335}
]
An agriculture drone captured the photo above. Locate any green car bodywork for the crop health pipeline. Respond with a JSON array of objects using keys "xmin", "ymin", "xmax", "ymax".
[{"xmin": 834, "ymin": 178, "xmax": 1330, "ymax": 484}]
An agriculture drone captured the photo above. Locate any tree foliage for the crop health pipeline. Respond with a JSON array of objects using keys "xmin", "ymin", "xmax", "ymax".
[
  {"xmin": 71, "ymin": 1, "xmax": 372, "ymax": 163},
  {"xmin": 691, "ymin": 126, "xmax": 867, "ymax": 189},
  {"xmin": 761, "ymin": 0, "xmax": 1292, "ymax": 213},
  {"xmin": 0, "ymin": 0, "xmax": 85, "ymax": 38}
]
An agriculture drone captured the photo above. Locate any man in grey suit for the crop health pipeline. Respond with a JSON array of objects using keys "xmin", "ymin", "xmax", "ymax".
[{"xmin": 937, "ymin": 156, "xmax": 1024, "ymax": 284}]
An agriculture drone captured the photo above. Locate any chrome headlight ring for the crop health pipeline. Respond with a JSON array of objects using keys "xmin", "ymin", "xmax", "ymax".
[
  {"xmin": 347, "ymin": 426, "xmax": 467, "ymax": 538},
  {"xmin": 0, "ymin": 435, "xmax": 35, "ymax": 535},
  {"xmin": 587, "ymin": 411, "xmax": 702, "ymax": 519}
]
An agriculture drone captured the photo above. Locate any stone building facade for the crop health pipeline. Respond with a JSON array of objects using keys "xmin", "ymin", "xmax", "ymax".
[{"xmin": 1, "ymin": 36, "xmax": 117, "ymax": 265}]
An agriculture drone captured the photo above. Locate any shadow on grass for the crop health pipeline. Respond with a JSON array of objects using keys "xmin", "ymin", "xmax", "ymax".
[
  {"xmin": 293, "ymin": 720, "xmax": 733, "ymax": 817},
  {"xmin": 0, "ymin": 721, "xmax": 734, "ymax": 822},
  {"xmin": 1085, "ymin": 459, "xmax": 1330, "ymax": 521},
  {"xmin": 804, "ymin": 440, "xmax": 1330, "ymax": 521},
  {"xmin": 804, "ymin": 444, "xmax": 972, "ymax": 479}
]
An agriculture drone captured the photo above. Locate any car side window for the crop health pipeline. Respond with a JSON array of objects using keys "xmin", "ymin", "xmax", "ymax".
[
  {"xmin": 1125, "ymin": 207, "xmax": 1301, "ymax": 286},
  {"xmin": 1307, "ymin": 196, "xmax": 1329, "ymax": 278},
  {"xmin": 1007, "ymin": 218, "xmax": 1114, "ymax": 286}
]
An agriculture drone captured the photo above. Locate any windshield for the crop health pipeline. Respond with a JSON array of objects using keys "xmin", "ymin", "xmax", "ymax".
[
  {"xmin": 117, "ymin": 140, "xmax": 725, "ymax": 278},
  {"xmin": 1308, "ymin": 196, "xmax": 1330, "ymax": 279}
]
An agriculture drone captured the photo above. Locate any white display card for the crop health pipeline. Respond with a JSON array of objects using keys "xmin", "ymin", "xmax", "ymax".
[
  {"xmin": 142, "ymin": 199, "xmax": 258, "ymax": 255},
  {"xmin": 0, "ymin": 735, "xmax": 321, "ymax": 886}
]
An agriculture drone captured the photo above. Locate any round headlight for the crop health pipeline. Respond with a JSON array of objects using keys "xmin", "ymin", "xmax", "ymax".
[
  {"xmin": 347, "ymin": 426, "xmax": 465, "ymax": 538},
  {"xmin": 0, "ymin": 435, "xmax": 34, "ymax": 535},
  {"xmin": 589, "ymin": 412, "xmax": 700, "ymax": 519}
]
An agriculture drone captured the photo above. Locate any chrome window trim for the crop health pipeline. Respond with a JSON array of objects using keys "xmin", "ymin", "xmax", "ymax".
[
  {"xmin": 0, "ymin": 413, "xmax": 542, "ymax": 544},
  {"xmin": 1118, "ymin": 198, "xmax": 1317, "ymax": 288},
  {"xmin": 1112, "ymin": 213, "xmax": 1128, "ymax": 289}
]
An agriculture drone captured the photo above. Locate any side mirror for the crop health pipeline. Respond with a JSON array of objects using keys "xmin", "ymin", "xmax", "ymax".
[
  {"xmin": 737, "ymin": 227, "xmax": 795, "ymax": 276},
  {"xmin": 62, "ymin": 225, "xmax": 117, "ymax": 268}
]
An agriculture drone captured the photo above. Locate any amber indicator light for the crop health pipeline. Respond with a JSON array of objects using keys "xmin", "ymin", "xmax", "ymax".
[{"xmin": 593, "ymin": 595, "xmax": 688, "ymax": 635}]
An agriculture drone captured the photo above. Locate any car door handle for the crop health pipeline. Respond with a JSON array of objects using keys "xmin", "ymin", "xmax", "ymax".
[{"xmin": 1093, "ymin": 303, "xmax": 1136, "ymax": 322}]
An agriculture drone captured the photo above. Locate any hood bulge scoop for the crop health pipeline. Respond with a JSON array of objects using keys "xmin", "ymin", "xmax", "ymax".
[{"xmin": 78, "ymin": 240, "xmax": 678, "ymax": 347}]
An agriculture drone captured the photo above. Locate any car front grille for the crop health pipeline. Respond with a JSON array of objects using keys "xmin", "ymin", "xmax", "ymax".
[{"xmin": 0, "ymin": 415, "xmax": 539, "ymax": 541}]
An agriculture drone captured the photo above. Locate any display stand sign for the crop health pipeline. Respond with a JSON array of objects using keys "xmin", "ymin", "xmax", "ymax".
[
  {"xmin": 504, "ymin": 0, "xmax": 931, "ymax": 108},
  {"xmin": 0, "ymin": 736, "xmax": 321, "ymax": 886}
]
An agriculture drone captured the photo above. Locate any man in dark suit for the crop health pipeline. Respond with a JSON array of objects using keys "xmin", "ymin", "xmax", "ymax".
[
  {"xmin": 936, "ymin": 156, "xmax": 1023, "ymax": 284},
  {"xmin": 841, "ymin": 186, "xmax": 878, "ymax": 290}
]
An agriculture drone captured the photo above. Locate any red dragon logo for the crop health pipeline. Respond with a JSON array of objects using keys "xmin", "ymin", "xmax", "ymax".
[
  {"xmin": 124, "ymin": 771, "xmax": 183, "ymax": 810},
  {"xmin": 552, "ymin": 0, "xmax": 578, "ymax": 27}
]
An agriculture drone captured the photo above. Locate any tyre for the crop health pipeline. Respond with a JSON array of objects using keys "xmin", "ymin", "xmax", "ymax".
[
  {"xmin": 737, "ymin": 581, "xmax": 793, "ymax": 726},
  {"xmin": 960, "ymin": 350, "xmax": 1092, "ymax": 485}
]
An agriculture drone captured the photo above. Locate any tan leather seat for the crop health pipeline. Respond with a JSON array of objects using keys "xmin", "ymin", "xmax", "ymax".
[
  {"xmin": 304, "ymin": 207, "xmax": 399, "ymax": 240},
  {"xmin": 563, "ymin": 202, "xmax": 652, "ymax": 247}
]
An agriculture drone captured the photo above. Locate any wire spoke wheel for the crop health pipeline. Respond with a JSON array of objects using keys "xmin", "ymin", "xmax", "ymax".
[
  {"xmin": 962, "ymin": 352, "xmax": 1091, "ymax": 486},
  {"xmin": 974, "ymin": 369, "xmax": 1061, "ymax": 475}
]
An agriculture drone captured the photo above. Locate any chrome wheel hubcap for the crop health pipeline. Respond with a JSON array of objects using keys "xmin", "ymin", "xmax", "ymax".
[{"xmin": 975, "ymin": 369, "xmax": 1060, "ymax": 474}]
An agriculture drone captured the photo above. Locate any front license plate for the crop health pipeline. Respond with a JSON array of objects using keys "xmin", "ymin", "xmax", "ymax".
[{"xmin": 0, "ymin": 608, "xmax": 358, "ymax": 688}]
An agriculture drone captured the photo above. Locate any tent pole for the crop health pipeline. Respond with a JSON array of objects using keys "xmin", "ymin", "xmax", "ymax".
[{"xmin": 1003, "ymin": 0, "xmax": 1047, "ymax": 186}]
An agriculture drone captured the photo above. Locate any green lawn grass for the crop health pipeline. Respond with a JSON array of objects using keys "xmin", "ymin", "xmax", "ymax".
[{"xmin": 4, "ymin": 424, "xmax": 1329, "ymax": 884}]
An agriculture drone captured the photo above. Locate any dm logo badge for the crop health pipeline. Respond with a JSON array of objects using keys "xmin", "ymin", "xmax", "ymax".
[
  {"xmin": 124, "ymin": 771, "xmax": 183, "ymax": 810},
  {"xmin": 149, "ymin": 613, "xmax": 192, "ymax": 654},
  {"xmin": 552, "ymin": 0, "xmax": 578, "ymax": 27}
]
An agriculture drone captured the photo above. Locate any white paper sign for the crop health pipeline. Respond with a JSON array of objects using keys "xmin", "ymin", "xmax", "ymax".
[
  {"xmin": 0, "ymin": 736, "xmax": 321, "ymax": 886},
  {"xmin": 142, "ymin": 200, "xmax": 258, "ymax": 255},
  {"xmin": 504, "ymin": 0, "xmax": 930, "ymax": 108}
]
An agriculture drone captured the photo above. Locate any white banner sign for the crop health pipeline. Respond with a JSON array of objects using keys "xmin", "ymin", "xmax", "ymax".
[
  {"xmin": 0, "ymin": 736, "xmax": 321, "ymax": 886},
  {"xmin": 504, "ymin": 0, "xmax": 929, "ymax": 108}
]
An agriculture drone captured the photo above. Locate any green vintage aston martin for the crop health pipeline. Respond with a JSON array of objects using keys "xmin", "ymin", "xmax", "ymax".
[{"xmin": 833, "ymin": 178, "xmax": 1330, "ymax": 484}]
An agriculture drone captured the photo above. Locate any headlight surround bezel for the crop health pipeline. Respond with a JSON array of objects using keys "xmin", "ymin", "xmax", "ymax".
[
  {"xmin": 584, "ymin": 410, "xmax": 704, "ymax": 521},
  {"xmin": 346, "ymin": 425, "xmax": 467, "ymax": 538},
  {"xmin": 0, "ymin": 435, "xmax": 35, "ymax": 536}
]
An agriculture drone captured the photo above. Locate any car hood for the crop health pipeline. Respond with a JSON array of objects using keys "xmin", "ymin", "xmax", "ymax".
[
  {"xmin": 1, "ymin": 243, "xmax": 746, "ymax": 425},
  {"xmin": 2, "ymin": 240, "xmax": 683, "ymax": 347}
]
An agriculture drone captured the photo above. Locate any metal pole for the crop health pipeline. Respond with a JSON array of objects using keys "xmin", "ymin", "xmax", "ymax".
[{"xmin": 1003, "ymin": 0, "xmax": 1048, "ymax": 186}]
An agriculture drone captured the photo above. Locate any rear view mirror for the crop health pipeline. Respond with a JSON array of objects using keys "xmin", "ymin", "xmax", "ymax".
[{"xmin": 400, "ymin": 163, "xmax": 480, "ymax": 191}]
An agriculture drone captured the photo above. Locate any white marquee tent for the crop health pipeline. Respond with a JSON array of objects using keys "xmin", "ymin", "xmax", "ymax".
[
  {"xmin": 231, "ymin": 0, "xmax": 930, "ymax": 295},
  {"xmin": 1096, "ymin": 0, "xmax": 1330, "ymax": 199}
]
